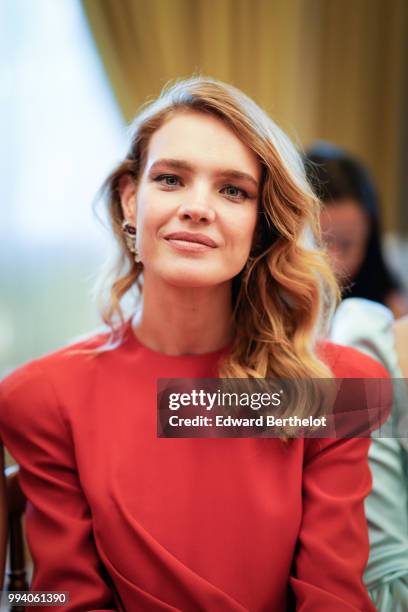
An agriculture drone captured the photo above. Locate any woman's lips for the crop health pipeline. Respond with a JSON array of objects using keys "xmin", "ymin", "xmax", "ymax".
[
  {"xmin": 165, "ymin": 238, "xmax": 215, "ymax": 253},
  {"xmin": 164, "ymin": 231, "xmax": 218, "ymax": 253}
]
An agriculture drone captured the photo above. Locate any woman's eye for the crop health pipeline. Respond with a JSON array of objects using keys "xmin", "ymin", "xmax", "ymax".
[
  {"xmin": 154, "ymin": 174, "xmax": 182, "ymax": 187},
  {"xmin": 221, "ymin": 184, "xmax": 248, "ymax": 200}
]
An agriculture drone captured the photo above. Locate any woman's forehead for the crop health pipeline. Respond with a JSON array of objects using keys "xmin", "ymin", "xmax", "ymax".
[{"xmin": 144, "ymin": 111, "xmax": 261, "ymax": 180}]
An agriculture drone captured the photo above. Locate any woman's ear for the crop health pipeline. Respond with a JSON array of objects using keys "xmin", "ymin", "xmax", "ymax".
[{"xmin": 119, "ymin": 174, "xmax": 137, "ymax": 225}]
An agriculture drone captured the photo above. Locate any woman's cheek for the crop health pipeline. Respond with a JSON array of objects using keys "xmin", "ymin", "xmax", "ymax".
[{"xmin": 235, "ymin": 216, "xmax": 257, "ymax": 253}]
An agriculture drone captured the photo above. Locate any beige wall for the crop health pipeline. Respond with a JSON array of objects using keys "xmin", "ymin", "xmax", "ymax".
[{"xmin": 83, "ymin": 0, "xmax": 408, "ymax": 232}]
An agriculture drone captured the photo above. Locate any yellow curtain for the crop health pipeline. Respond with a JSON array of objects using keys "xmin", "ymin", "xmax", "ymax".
[{"xmin": 82, "ymin": 0, "xmax": 407, "ymax": 231}]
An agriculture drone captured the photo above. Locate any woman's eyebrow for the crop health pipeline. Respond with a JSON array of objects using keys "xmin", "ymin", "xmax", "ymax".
[
  {"xmin": 217, "ymin": 170, "xmax": 259, "ymax": 190},
  {"xmin": 148, "ymin": 158, "xmax": 259, "ymax": 189},
  {"xmin": 149, "ymin": 158, "xmax": 192, "ymax": 173}
]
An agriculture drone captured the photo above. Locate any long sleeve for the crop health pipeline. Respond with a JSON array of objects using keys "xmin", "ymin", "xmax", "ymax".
[
  {"xmin": 289, "ymin": 436, "xmax": 376, "ymax": 611},
  {"xmin": 0, "ymin": 360, "xmax": 120, "ymax": 612}
]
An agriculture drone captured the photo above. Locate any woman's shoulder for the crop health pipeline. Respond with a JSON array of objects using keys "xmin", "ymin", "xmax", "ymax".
[
  {"xmin": 317, "ymin": 339, "xmax": 390, "ymax": 379},
  {"xmin": 329, "ymin": 297, "xmax": 400, "ymax": 376},
  {"xmin": 0, "ymin": 326, "xmax": 118, "ymax": 415}
]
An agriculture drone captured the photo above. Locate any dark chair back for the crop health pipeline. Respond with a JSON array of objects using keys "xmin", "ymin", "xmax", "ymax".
[
  {"xmin": 1, "ymin": 442, "xmax": 28, "ymax": 612},
  {"xmin": 0, "ymin": 441, "xmax": 8, "ymax": 588},
  {"xmin": 5, "ymin": 464, "xmax": 28, "ymax": 594}
]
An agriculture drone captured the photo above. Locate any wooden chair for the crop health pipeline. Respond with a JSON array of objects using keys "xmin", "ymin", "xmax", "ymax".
[
  {"xmin": 0, "ymin": 441, "xmax": 28, "ymax": 612},
  {"xmin": 0, "ymin": 441, "xmax": 7, "ymax": 589}
]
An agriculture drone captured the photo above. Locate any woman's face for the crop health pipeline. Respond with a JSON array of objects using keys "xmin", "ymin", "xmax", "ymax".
[
  {"xmin": 320, "ymin": 199, "xmax": 370, "ymax": 281},
  {"xmin": 121, "ymin": 111, "xmax": 261, "ymax": 289}
]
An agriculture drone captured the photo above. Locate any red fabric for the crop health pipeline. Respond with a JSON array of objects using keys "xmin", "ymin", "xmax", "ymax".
[{"xmin": 0, "ymin": 322, "xmax": 390, "ymax": 611}]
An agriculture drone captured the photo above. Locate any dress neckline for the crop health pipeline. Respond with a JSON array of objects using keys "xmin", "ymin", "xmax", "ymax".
[{"xmin": 124, "ymin": 317, "xmax": 232, "ymax": 361}]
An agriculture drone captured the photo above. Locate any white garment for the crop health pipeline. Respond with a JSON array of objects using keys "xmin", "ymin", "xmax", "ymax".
[{"xmin": 330, "ymin": 298, "xmax": 408, "ymax": 611}]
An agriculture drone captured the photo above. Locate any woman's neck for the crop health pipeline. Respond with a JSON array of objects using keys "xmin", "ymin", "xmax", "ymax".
[{"xmin": 132, "ymin": 275, "xmax": 235, "ymax": 355}]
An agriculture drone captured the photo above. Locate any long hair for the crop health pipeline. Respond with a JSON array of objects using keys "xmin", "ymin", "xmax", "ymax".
[
  {"xmin": 305, "ymin": 142, "xmax": 402, "ymax": 305},
  {"xmin": 96, "ymin": 77, "xmax": 339, "ymax": 389}
]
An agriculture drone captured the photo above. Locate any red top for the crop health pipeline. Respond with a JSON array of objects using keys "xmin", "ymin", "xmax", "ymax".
[{"xmin": 0, "ymin": 321, "xmax": 389, "ymax": 611}]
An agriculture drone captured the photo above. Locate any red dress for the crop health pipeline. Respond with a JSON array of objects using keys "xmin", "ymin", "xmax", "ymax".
[{"xmin": 0, "ymin": 320, "xmax": 389, "ymax": 611}]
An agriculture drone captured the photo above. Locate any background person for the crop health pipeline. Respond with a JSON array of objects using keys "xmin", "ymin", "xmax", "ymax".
[
  {"xmin": 331, "ymin": 297, "xmax": 408, "ymax": 611},
  {"xmin": 305, "ymin": 142, "xmax": 408, "ymax": 319}
]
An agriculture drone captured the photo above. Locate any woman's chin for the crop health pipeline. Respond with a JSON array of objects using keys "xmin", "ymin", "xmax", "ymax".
[
  {"xmin": 164, "ymin": 272, "xmax": 220, "ymax": 288},
  {"xmin": 154, "ymin": 266, "xmax": 228, "ymax": 288},
  {"xmin": 143, "ymin": 258, "xmax": 238, "ymax": 289}
]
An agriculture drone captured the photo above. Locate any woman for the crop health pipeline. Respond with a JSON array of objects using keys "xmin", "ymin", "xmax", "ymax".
[
  {"xmin": 305, "ymin": 142, "xmax": 408, "ymax": 319},
  {"xmin": 0, "ymin": 78, "xmax": 389, "ymax": 611}
]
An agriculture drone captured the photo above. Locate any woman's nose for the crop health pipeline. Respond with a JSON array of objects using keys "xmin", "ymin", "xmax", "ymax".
[{"xmin": 177, "ymin": 192, "xmax": 216, "ymax": 223}]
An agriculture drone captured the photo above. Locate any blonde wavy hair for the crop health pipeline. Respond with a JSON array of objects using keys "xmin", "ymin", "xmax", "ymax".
[{"xmin": 97, "ymin": 77, "xmax": 339, "ymax": 395}]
